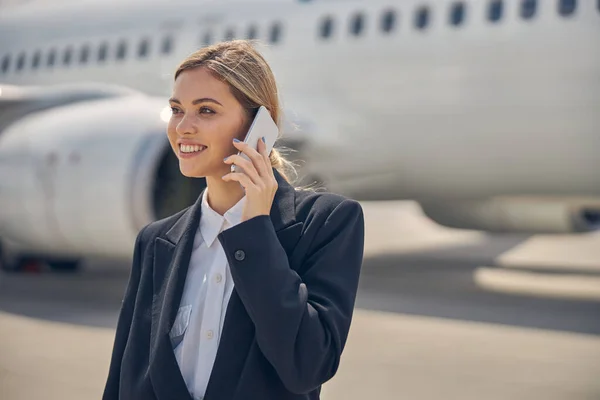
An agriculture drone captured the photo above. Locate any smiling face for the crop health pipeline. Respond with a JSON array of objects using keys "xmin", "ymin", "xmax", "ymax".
[{"xmin": 167, "ymin": 67, "xmax": 250, "ymax": 178}]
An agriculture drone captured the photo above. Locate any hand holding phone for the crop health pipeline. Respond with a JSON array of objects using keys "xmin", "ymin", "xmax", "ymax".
[
  {"xmin": 230, "ymin": 106, "xmax": 279, "ymax": 173},
  {"xmin": 223, "ymin": 106, "xmax": 280, "ymax": 221}
]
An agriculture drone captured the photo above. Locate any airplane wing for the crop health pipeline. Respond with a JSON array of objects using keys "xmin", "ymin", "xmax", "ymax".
[{"xmin": 0, "ymin": 83, "xmax": 140, "ymax": 132}]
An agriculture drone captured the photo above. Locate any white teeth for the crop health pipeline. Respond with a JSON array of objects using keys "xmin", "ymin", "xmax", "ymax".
[{"xmin": 180, "ymin": 144, "xmax": 205, "ymax": 153}]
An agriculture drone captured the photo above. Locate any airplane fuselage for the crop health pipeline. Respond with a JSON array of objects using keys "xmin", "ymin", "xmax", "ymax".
[{"xmin": 1, "ymin": 0, "xmax": 599, "ymax": 201}]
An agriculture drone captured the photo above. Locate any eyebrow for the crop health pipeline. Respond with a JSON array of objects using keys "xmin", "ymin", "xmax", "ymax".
[{"xmin": 169, "ymin": 97, "xmax": 223, "ymax": 106}]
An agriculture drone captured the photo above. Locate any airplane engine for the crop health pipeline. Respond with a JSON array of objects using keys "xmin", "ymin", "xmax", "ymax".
[
  {"xmin": 0, "ymin": 95, "xmax": 204, "ymax": 265},
  {"xmin": 419, "ymin": 198, "xmax": 600, "ymax": 234}
]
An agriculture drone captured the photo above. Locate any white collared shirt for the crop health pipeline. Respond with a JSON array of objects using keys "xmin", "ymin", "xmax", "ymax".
[{"xmin": 171, "ymin": 189, "xmax": 246, "ymax": 400}]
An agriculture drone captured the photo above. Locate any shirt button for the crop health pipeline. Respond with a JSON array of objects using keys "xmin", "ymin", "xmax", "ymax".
[
  {"xmin": 234, "ymin": 250, "xmax": 245, "ymax": 261},
  {"xmin": 206, "ymin": 330, "xmax": 214, "ymax": 340},
  {"xmin": 215, "ymin": 273, "xmax": 223, "ymax": 283}
]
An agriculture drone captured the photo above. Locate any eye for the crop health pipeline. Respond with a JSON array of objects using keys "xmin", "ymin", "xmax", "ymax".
[
  {"xmin": 199, "ymin": 106, "xmax": 215, "ymax": 115},
  {"xmin": 170, "ymin": 106, "xmax": 182, "ymax": 114}
]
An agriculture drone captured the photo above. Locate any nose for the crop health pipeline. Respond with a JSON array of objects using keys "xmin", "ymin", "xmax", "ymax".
[{"xmin": 176, "ymin": 112, "xmax": 197, "ymax": 136}]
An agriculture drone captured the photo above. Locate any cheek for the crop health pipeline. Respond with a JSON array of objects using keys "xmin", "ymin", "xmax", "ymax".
[
  {"xmin": 225, "ymin": 116, "xmax": 249, "ymax": 143},
  {"xmin": 211, "ymin": 135, "xmax": 235, "ymax": 159},
  {"xmin": 207, "ymin": 120, "xmax": 240, "ymax": 149},
  {"xmin": 166, "ymin": 120, "xmax": 177, "ymax": 142}
]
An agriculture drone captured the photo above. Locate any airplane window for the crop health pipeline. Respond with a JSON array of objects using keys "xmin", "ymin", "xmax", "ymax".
[
  {"xmin": 79, "ymin": 45, "xmax": 90, "ymax": 64},
  {"xmin": 247, "ymin": 25, "xmax": 258, "ymax": 40},
  {"xmin": 350, "ymin": 13, "xmax": 365, "ymax": 36},
  {"xmin": 116, "ymin": 41, "xmax": 127, "ymax": 60},
  {"xmin": 63, "ymin": 47, "xmax": 73, "ymax": 66},
  {"xmin": 1, "ymin": 54, "xmax": 10, "ymax": 74},
  {"xmin": 558, "ymin": 0, "xmax": 576, "ymax": 16},
  {"xmin": 15, "ymin": 52, "xmax": 25, "ymax": 72},
  {"xmin": 414, "ymin": 6, "xmax": 430, "ymax": 30},
  {"xmin": 450, "ymin": 2, "xmax": 466, "ymax": 26},
  {"xmin": 47, "ymin": 49, "xmax": 56, "ymax": 67},
  {"xmin": 98, "ymin": 43, "xmax": 108, "ymax": 63},
  {"xmin": 201, "ymin": 32, "xmax": 212, "ymax": 47},
  {"xmin": 320, "ymin": 16, "xmax": 334, "ymax": 38},
  {"xmin": 138, "ymin": 38, "xmax": 150, "ymax": 58},
  {"xmin": 488, "ymin": 0, "xmax": 503, "ymax": 22},
  {"xmin": 32, "ymin": 50, "xmax": 41, "ymax": 69},
  {"xmin": 269, "ymin": 23, "xmax": 282, "ymax": 43},
  {"xmin": 381, "ymin": 9, "xmax": 397, "ymax": 33},
  {"xmin": 224, "ymin": 28, "xmax": 235, "ymax": 41},
  {"xmin": 520, "ymin": 0, "xmax": 537, "ymax": 20},
  {"xmin": 161, "ymin": 36, "xmax": 173, "ymax": 55}
]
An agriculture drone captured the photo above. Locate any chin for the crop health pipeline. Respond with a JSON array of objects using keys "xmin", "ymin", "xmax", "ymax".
[
  {"xmin": 178, "ymin": 163, "xmax": 205, "ymax": 178},
  {"xmin": 179, "ymin": 163, "xmax": 224, "ymax": 179},
  {"xmin": 180, "ymin": 170, "xmax": 199, "ymax": 178}
]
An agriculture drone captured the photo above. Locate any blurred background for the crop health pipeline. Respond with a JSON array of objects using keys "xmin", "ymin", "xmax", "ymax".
[{"xmin": 0, "ymin": 0, "xmax": 599, "ymax": 399}]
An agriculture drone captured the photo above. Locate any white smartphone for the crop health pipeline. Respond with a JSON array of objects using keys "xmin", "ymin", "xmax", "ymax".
[{"xmin": 231, "ymin": 105, "xmax": 279, "ymax": 173}]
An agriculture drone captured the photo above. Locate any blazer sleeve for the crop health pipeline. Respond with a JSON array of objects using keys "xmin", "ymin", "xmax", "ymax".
[
  {"xmin": 218, "ymin": 198, "xmax": 365, "ymax": 394},
  {"xmin": 102, "ymin": 225, "xmax": 147, "ymax": 400}
]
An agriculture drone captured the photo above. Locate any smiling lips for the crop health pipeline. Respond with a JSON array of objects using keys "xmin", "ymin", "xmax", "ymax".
[
  {"xmin": 178, "ymin": 143, "xmax": 207, "ymax": 158},
  {"xmin": 180, "ymin": 144, "xmax": 206, "ymax": 153}
]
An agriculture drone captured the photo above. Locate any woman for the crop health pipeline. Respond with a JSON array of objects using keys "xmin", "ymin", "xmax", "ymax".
[{"xmin": 103, "ymin": 40, "xmax": 365, "ymax": 400}]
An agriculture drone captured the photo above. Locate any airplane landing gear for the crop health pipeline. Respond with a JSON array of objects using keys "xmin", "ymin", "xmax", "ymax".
[
  {"xmin": 0, "ymin": 252, "xmax": 36, "ymax": 273},
  {"xmin": 46, "ymin": 259, "xmax": 80, "ymax": 272},
  {"xmin": 0, "ymin": 242, "xmax": 80, "ymax": 273}
]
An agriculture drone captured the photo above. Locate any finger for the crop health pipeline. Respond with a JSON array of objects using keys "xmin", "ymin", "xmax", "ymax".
[
  {"xmin": 233, "ymin": 139, "xmax": 269, "ymax": 177},
  {"xmin": 223, "ymin": 154, "xmax": 260, "ymax": 184},
  {"xmin": 257, "ymin": 137, "xmax": 270, "ymax": 162},
  {"xmin": 257, "ymin": 137, "xmax": 275, "ymax": 177},
  {"xmin": 222, "ymin": 172, "xmax": 254, "ymax": 189}
]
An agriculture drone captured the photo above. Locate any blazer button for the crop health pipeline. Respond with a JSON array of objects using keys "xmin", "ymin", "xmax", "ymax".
[{"xmin": 234, "ymin": 250, "xmax": 245, "ymax": 261}]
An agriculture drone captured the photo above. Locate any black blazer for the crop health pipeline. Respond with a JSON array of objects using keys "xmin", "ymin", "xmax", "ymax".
[{"xmin": 102, "ymin": 168, "xmax": 365, "ymax": 400}]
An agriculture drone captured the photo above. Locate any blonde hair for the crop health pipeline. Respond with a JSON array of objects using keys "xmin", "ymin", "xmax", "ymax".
[{"xmin": 175, "ymin": 40, "xmax": 297, "ymax": 183}]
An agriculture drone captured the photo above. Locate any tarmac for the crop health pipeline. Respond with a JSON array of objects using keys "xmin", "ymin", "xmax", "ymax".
[{"xmin": 1, "ymin": 200, "xmax": 599, "ymax": 399}]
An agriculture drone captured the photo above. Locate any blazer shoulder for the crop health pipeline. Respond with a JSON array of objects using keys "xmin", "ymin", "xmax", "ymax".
[
  {"xmin": 137, "ymin": 206, "xmax": 190, "ymax": 245},
  {"xmin": 295, "ymin": 189, "xmax": 363, "ymax": 226}
]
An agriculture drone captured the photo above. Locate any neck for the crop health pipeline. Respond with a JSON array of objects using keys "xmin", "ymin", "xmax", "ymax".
[{"xmin": 204, "ymin": 175, "xmax": 245, "ymax": 216}]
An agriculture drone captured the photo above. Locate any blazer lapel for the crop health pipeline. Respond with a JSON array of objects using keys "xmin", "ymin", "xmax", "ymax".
[
  {"xmin": 149, "ymin": 187, "xmax": 205, "ymax": 400},
  {"xmin": 270, "ymin": 168, "xmax": 303, "ymax": 248}
]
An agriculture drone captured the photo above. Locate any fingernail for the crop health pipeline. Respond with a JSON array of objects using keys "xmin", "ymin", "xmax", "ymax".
[
  {"xmin": 223, "ymin": 156, "xmax": 229, "ymax": 161},
  {"xmin": 233, "ymin": 138, "xmax": 240, "ymax": 143},
  {"xmin": 261, "ymin": 136, "xmax": 266, "ymax": 143}
]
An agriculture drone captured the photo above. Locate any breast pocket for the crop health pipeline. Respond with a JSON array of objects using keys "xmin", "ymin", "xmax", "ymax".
[{"xmin": 169, "ymin": 304, "xmax": 192, "ymax": 349}]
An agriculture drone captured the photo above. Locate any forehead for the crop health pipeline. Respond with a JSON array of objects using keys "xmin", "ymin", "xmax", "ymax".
[{"xmin": 172, "ymin": 67, "xmax": 232, "ymax": 102}]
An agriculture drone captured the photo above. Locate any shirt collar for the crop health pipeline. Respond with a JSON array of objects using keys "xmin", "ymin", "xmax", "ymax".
[{"xmin": 199, "ymin": 189, "xmax": 246, "ymax": 247}]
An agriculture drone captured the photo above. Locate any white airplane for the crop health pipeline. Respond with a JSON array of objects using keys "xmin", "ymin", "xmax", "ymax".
[{"xmin": 0, "ymin": 0, "xmax": 599, "ymax": 271}]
